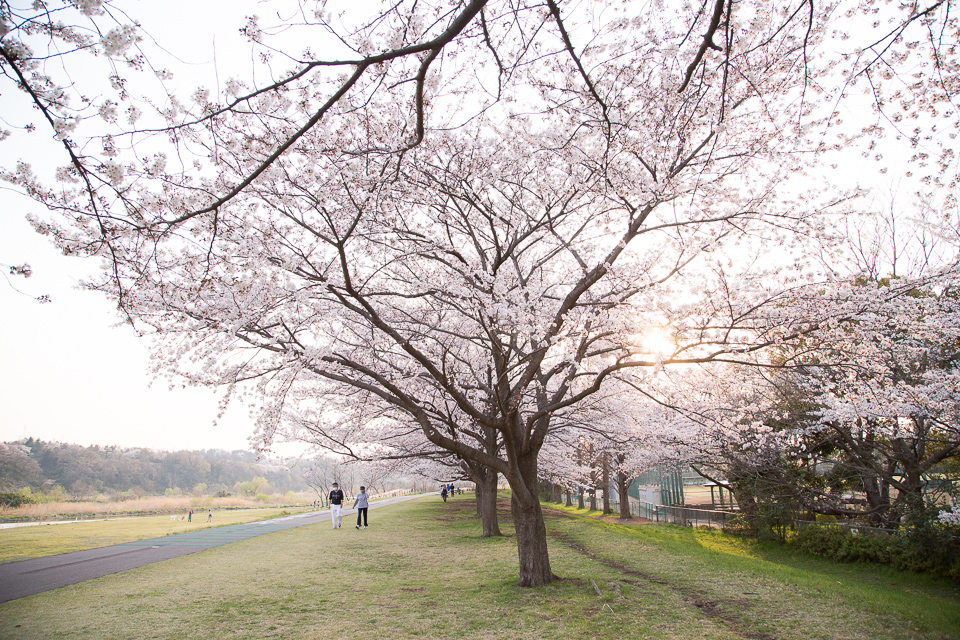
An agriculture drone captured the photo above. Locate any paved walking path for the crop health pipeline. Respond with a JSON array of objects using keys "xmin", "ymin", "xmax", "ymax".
[{"xmin": 0, "ymin": 494, "xmax": 426, "ymax": 604}]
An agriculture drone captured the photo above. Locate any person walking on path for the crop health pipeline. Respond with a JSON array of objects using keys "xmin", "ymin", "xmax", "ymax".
[
  {"xmin": 329, "ymin": 482, "xmax": 345, "ymax": 529},
  {"xmin": 207, "ymin": 510, "xmax": 212, "ymax": 522},
  {"xmin": 441, "ymin": 485, "xmax": 448, "ymax": 502},
  {"xmin": 353, "ymin": 486, "xmax": 369, "ymax": 529},
  {"xmin": 188, "ymin": 510, "xmax": 192, "ymax": 523}
]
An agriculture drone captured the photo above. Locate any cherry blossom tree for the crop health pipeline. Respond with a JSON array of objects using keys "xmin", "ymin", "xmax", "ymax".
[
  {"xmin": 4, "ymin": 0, "xmax": 959, "ymax": 586},
  {"xmin": 630, "ymin": 260, "xmax": 960, "ymax": 529},
  {"xmin": 778, "ymin": 273, "xmax": 960, "ymax": 526}
]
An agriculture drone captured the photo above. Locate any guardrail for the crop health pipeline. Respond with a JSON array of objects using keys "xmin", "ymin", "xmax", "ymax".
[{"xmin": 606, "ymin": 499, "xmax": 737, "ymax": 528}]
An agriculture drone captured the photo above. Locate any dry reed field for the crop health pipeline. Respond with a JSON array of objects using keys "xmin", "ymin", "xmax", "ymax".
[{"xmin": 0, "ymin": 494, "xmax": 317, "ymax": 523}]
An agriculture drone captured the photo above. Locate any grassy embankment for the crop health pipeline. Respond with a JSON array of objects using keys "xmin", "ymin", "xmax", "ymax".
[{"xmin": 0, "ymin": 494, "xmax": 957, "ymax": 640}]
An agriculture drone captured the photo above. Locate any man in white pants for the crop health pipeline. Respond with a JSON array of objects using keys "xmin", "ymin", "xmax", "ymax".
[{"xmin": 328, "ymin": 482, "xmax": 345, "ymax": 529}]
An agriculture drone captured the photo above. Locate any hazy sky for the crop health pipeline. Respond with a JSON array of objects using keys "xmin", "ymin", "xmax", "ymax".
[
  {"xmin": 0, "ymin": 201, "xmax": 257, "ymax": 451},
  {"xmin": 0, "ymin": 1, "xmax": 276, "ymax": 452}
]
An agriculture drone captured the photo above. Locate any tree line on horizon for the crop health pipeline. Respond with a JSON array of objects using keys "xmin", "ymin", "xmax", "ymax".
[{"xmin": 0, "ymin": 438, "xmax": 309, "ymax": 502}]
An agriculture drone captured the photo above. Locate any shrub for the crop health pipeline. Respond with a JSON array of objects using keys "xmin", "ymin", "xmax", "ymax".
[
  {"xmin": 793, "ymin": 521, "xmax": 960, "ymax": 579},
  {"xmin": 0, "ymin": 488, "xmax": 40, "ymax": 508},
  {"xmin": 44, "ymin": 485, "xmax": 68, "ymax": 502},
  {"xmin": 815, "ymin": 513, "xmax": 838, "ymax": 524},
  {"xmin": 723, "ymin": 513, "xmax": 757, "ymax": 538},
  {"xmin": 255, "ymin": 493, "xmax": 270, "ymax": 503},
  {"xmin": 890, "ymin": 510, "xmax": 960, "ymax": 576}
]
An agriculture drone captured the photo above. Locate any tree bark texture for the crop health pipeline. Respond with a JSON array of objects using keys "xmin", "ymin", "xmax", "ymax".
[
  {"xmin": 476, "ymin": 466, "xmax": 503, "ymax": 537},
  {"xmin": 617, "ymin": 470, "xmax": 632, "ymax": 519},
  {"xmin": 602, "ymin": 453, "xmax": 611, "ymax": 514},
  {"xmin": 510, "ymin": 490, "xmax": 555, "ymax": 587},
  {"xmin": 507, "ymin": 452, "xmax": 556, "ymax": 587},
  {"xmin": 467, "ymin": 461, "xmax": 502, "ymax": 537}
]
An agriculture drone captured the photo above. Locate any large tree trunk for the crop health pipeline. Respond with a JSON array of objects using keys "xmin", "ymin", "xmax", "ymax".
[
  {"xmin": 617, "ymin": 469, "xmax": 632, "ymax": 520},
  {"xmin": 509, "ymin": 454, "xmax": 556, "ymax": 587},
  {"xmin": 601, "ymin": 453, "xmax": 611, "ymax": 514},
  {"xmin": 477, "ymin": 466, "xmax": 503, "ymax": 537},
  {"xmin": 466, "ymin": 461, "xmax": 503, "ymax": 537},
  {"xmin": 511, "ymin": 492, "xmax": 554, "ymax": 587}
]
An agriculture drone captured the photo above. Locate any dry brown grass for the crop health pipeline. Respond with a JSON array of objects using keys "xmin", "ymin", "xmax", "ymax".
[{"xmin": 0, "ymin": 494, "xmax": 315, "ymax": 521}]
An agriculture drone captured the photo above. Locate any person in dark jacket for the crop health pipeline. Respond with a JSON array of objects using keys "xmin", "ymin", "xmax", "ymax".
[{"xmin": 329, "ymin": 482, "xmax": 345, "ymax": 529}]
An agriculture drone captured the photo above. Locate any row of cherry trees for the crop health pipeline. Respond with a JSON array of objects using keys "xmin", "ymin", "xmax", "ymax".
[
  {"xmin": 627, "ymin": 203, "xmax": 960, "ymax": 530},
  {"xmin": 3, "ymin": 0, "xmax": 958, "ymax": 585}
]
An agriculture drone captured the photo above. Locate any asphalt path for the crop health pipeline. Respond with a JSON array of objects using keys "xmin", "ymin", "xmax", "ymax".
[{"xmin": 0, "ymin": 493, "xmax": 427, "ymax": 604}]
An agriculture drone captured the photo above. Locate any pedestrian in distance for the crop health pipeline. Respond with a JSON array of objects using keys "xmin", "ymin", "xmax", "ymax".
[
  {"xmin": 329, "ymin": 482, "xmax": 345, "ymax": 529},
  {"xmin": 207, "ymin": 510, "xmax": 212, "ymax": 522},
  {"xmin": 188, "ymin": 510, "xmax": 192, "ymax": 523},
  {"xmin": 441, "ymin": 485, "xmax": 448, "ymax": 502},
  {"xmin": 353, "ymin": 486, "xmax": 369, "ymax": 529}
]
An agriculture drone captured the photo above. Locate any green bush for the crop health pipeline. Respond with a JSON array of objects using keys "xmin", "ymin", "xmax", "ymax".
[
  {"xmin": 892, "ymin": 513, "xmax": 960, "ymax": 576},
  {"xmin": 794, "ymin": 524, "xmax": 893, "ymax": 564},
  {"xmin": 0, "ymin": 488, "xmax": 40, "ymax": 507},
  {"xmin": 793, "ymin": 521, "xmax": 960, "ymax": 579},
  {"xmin": 44, "ymin": 484, "xmax": 68, "ymax": 502},
  {"xmin": 722, "ymin": 513, "xmax": 757, "ymax": 538}
]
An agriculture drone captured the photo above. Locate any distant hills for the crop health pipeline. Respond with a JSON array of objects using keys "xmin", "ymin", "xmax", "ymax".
[{"xmin": 0, "ymin": 438, "xmax": 309, "ymax": 499}]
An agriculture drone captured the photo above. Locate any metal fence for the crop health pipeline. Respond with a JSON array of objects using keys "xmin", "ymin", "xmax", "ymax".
[
  {"xmin": 558, "ymin": 492, "xmax": 914, "ymax": 536},
  {"xmin": 588, "ymin": 497, "xmax": 738, "ymax": 529}
]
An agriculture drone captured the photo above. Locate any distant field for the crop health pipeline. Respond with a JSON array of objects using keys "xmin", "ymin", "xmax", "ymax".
[
  {"xmin": 0, "ymin": 494, "xmax": 317, "ymax": 523},
  {"xmin": 0, "ymin": 506, "xmax": 313, "ymax": 564},
  {"xmin": 1, "ymin": 494, "xmax": 958, "ymax": 640}
]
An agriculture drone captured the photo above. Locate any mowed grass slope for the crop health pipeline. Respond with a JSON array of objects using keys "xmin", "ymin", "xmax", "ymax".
[{"xmin": 0, "ymin": 495, "xmax": 957, "ymax": 640}]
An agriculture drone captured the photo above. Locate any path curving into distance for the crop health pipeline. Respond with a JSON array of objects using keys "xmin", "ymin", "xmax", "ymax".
[{"xmin": 0, "ymin": 493, "xmax": 428, "ymax": 604}]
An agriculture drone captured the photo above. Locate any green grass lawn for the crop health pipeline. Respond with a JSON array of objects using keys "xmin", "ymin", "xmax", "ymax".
[
  {"xmin": 0, "ymin": 507, "xmax": 311, "ymax": 564},
  {"xmin": 0, "ymin": 495, "xmax": 957, "ymax": 640}
]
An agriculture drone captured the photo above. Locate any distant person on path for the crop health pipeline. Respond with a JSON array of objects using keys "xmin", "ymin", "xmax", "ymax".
[
  {"xmin": 207, "ymin": 510, "xmax": 212, "ymax": 522},
  {"xmin": 329, "ymin": 482, "xmax": 345, "ymax": 529},
  {"xmin": 441, "ymin": 486, "xmax": 448, "ymax": 502},
  {"xmin": 188, "ymin": 510, "xmax": 192, "ymax": 523},
  {"xmin": 353, "ymin": 486, "xmax": 369, "ymax": 529}
]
